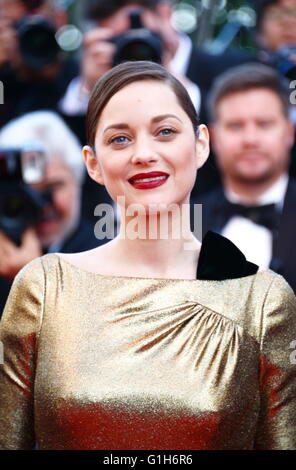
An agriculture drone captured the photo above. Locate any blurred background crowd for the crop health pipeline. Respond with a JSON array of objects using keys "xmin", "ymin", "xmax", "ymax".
[{"xmin": 0, "ymin": 0, "xmax": 296, "ymax": 315}]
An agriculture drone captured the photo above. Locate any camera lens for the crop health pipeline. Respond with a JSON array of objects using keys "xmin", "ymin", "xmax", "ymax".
[
  {"xmin": 17, "ymin": 16, "xmax": 60, "ymax": 68},
  {"xmin": 3, "ymin": 196, "xmax": 24, "ymax": 218},
  {"xmin": 0, "ymin": 146, "xmax": 47, "ymax": 243},
  {"xmin": 115, "ymin": 40, "xmax": 162, "ymax": 64},
  {"xmin": 111, "ymin": 10, "xmax": 163, "ymax": 66}
]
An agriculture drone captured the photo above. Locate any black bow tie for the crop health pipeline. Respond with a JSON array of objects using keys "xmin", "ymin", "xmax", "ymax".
[{"xmin": 218, "ymin": 200, "xmax": 279, "ymax": 230}]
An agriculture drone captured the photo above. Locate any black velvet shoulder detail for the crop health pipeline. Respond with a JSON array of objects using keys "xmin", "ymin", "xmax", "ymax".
[{"xmin": 196, "ymin": 231, "xmax": 259, "ymax": 281}]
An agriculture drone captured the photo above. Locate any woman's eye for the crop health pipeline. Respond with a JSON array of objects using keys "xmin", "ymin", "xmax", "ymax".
[
  {"xmin": 110, "ymin": 135, "xmax": 129, "ymax": 145},
  {"xmin": 158, "ymin": 128, "xmax": 175, "ymax": 137}
]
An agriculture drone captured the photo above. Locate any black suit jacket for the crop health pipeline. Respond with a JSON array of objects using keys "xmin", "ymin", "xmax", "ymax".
[
  {"xmin": 186, "ymin": 47, "xmax": 255, "ymax": 97},
  {"xmin": 192, "ymin": 178, "xmax": 296, "ymax": 293}
]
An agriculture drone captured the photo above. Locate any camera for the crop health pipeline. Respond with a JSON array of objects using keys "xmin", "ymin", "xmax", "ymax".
[
  {"xmin": 0, "ymin": 144, "xmax": 50, "ymax": 245},
  {"xmin": 15, "ymin": 15, "xmax": 60, "ymax": 69},
  {"xmin": 110, "ymin": 10, "xmax": 163, "ymax": 66}
]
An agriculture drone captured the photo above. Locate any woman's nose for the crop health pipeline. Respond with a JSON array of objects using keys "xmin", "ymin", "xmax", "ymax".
[{"xmin": 130, "ymin": 139, "xmax": 159, "ymax": 165}]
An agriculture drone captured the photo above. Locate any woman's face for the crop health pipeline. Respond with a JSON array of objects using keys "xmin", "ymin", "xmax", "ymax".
[{"xmin": 83, "ymin": 80, "xmax": 209, "ymax": 212}]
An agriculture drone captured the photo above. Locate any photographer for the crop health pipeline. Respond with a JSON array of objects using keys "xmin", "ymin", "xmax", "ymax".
[
  {"xmin": 59, "ymin": 0, "xmax": 202, "ymax": 122},
  {"xmin": 0, "ymin": 0, "xmax": 78, "ymax": 128},
  {"xmin": 239, "ymin": 0, "xmax": 295, "ymax": 105},
  {"xmin": 0, "ymin": 111, "xmax": 101, "ymax": 316},
  {"xmin": 256, "ymin": 0, "xmax": 296, "ymax": 72}
]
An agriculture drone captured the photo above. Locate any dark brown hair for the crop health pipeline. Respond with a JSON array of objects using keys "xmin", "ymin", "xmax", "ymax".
[
  {"xmin": 86, "ymin": 61, "xmax": 199, "ymax": 148},
  {"xmin": 208, "ymin": 62, "xmax": 290, "ymax": 122}
]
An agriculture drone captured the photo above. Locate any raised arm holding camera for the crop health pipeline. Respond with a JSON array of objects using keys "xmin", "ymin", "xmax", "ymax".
[{"xmin": 59, "ymin": 0, "xmax": 201, "ymax": 121}]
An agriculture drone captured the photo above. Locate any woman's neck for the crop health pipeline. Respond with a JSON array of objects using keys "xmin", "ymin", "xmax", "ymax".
[{"xmin": 106, "ymin": 205, "xmax": 201, "ymax": 278}]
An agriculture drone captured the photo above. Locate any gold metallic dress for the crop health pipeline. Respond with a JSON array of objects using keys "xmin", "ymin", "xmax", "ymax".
[{"xmin": 0, "ymin": 252, "xmax": 296, "ymax": 450}]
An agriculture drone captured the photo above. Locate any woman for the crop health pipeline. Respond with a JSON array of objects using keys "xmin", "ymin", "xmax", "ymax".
[{"xmin": 0, "ymin": 61, "xmax": 295, "ymax": 450}]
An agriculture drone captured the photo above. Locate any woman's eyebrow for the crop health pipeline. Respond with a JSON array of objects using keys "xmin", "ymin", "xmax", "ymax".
[
  {"xmin": 103, "ymin": 123, "xmax": 129, "ymax": 134},
  {"xmin": 103, "ymin": 114, "xmax": 183, "ymax": 134},
  {"xmin": 151, "ymin": 114, "xmax": 183, "ymax": 124}
]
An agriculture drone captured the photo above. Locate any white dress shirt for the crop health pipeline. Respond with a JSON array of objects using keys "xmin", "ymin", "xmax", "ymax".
[
  {"xmin": 169, "ymin": 33, "xmax": 200, "ymax": 111},
  {"xmin": 222, "ymin": 174, "xmax": 289, "ymax": 270}
]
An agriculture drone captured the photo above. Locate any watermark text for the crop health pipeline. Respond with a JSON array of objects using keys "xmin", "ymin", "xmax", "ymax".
[
  {"xmin": 93, "ymin": 199, "xmax": 203, "ymax": 250},
  {"xmin": 290, "ymin": 80, "xmax": 296, "ymax": 105}
]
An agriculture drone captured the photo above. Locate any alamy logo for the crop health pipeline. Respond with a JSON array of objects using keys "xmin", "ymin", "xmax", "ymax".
[
  {"xmin": 290, "ymin": 80, "xmax": 296, "ymax": 105},
  {"xmin": 93, "ymin": 199, "xmax": 203, "ymax": 249},
  {"xmin": 0, "ymin": 81, "xmax": 3, "ymax": 105}
]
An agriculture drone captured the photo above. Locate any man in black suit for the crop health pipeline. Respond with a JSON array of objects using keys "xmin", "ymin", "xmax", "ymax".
[{"xmin": 193, "ymin": 63, "xmax": 296, "ymax": 292}]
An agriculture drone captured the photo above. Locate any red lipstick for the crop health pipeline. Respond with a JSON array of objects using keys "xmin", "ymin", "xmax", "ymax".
[{"xmin": 128, "ymin": 171, "xmax": 169, "ymax": 190}]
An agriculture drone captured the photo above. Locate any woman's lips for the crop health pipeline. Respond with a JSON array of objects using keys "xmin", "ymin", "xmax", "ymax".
[{"xmin": 128, "ymin": 172, "xmax": 169, "ymax": 190}]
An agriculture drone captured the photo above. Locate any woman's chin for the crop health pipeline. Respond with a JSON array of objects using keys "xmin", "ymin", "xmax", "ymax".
[{"xmin": 120, "ymin": 194, "xmax": 188, "ymax": 212}]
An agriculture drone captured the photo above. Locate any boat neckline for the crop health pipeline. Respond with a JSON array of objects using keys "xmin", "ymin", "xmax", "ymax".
[{"xmin": 50, "ymin": 253, "xmax": 258, "ymax": 283}]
